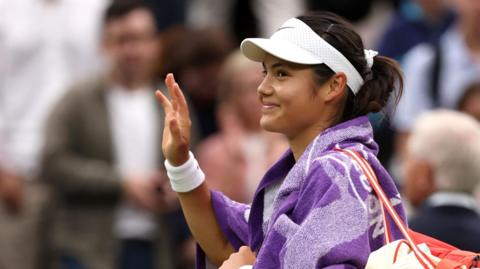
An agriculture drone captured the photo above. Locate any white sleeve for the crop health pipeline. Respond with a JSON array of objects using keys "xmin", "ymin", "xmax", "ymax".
[
  {"xmin": 0, "ymin": 1, "xmax": 6, "ymax": 160},
  {"xmin": 393, "ymin": 44, "xmax": 436, "ymax": 132}
]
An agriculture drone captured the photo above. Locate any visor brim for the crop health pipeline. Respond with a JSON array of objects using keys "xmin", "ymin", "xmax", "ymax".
[{"xmin": 240, "ymin": 38, "xmax": 324, "ymax": 65}]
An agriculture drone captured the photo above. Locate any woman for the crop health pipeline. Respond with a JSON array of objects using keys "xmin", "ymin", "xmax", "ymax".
[{"xmin": 156, "ymin": 12, "xmax": 406, "ymax": 268}]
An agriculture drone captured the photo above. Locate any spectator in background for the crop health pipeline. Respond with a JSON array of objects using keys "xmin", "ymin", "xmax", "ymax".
[
  {"xmin": 0, "ymin": 0, "xmax": 108, "ymax": 268},
  {"xmin": 457, "ymin": 81, "xmax": 480, "ymax": 122},
  {"xmin": 456, "ymin": 82, "xmax": 480, "ymax": 203},
  {"xmin": 393, "ymin": 0, "xmax": 480, "ymax": 163},
  {"xmin": 196, "ymin": 51, "xmax": 288, "ymax": 203},
  {"xmin": 41, "ymin": 1, "xmax": 193, "ymax": 268},
  {"xmin": 370, "ymin": 0, "xmax": 454, "ymax": 170},
  {"xmin": 403, "ymin": 110, "xmax": 480, "ymax": 252},
  {"xmin": 163, "ymin": 28, "xmax": 234, "ymax": 138},
  {"xmin": 377, "ymin": 0, "xmax": 455, "ymax": 61}
]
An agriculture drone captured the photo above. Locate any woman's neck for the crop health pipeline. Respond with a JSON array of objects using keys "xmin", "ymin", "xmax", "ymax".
[
  {"xmin": 288, "ymin": 122, "xmax": 329, "ymax": 161},
  {"xmin": 288, "ymin": 109, "xmax": 343, "ymax": 160}
]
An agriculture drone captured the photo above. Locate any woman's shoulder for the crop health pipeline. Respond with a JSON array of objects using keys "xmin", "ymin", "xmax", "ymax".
[
  {"xmin": 305, "ymin": 148, "xmax": 373, "ymax": 191},
  {"xmin": 308, "ymin": 149, "xmax": 355, "ymax": 172}
]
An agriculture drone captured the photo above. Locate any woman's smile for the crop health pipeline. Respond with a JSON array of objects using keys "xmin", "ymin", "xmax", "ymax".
[{"xmin": 261, "ymin": 100, "xmax": 280, "ymax": 112}]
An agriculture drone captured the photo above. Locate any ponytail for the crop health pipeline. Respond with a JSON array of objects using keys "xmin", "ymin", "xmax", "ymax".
[
  {"xmin": 351, "ymin": 55, "xmax": 404, "ymax": 117},
  {"xmin": 297, "ymin": 12, "xmax": 404, "ymax": 121}
]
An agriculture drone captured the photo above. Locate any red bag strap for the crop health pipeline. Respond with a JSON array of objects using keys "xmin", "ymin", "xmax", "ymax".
[{"xmin": 335, "ymin": 148, "xmax": 437, "ymax": 269}]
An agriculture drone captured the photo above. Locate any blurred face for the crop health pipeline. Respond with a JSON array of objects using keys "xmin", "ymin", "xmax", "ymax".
[
  {"xmin": 460, "ymin": 90, "xmax": 480, "ymax": 121},
  {"xmin": 258, "ymin": 54, "xmax": 327, "ymax": 138},
  {"xmin": 452, "ymin": 0, "xmax": 480, "ymax": 28},
  {"xmin": 417, "ymin": 0, "xmax": 448, "ymax": 18},
  {"xmin": 231, "ymin": 64, "xmax": 264, "ymax": 130},
  {"xmin": 181, "ymin": 62, "xmax": 222, "ymax": 103},
  {"xmin": 402, "ymin": 150, "xmax": 435, "ymax": 208},
  {"xmin": 103, "ymin": 8, "xmax": 159, "ymax": 85}
]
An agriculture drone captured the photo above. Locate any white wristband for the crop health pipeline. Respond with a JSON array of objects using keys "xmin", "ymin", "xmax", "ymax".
[
  {"xmin": 164, "ymin": 151, "xmax": 205, "ymax": 193},
  {"xmin": 239, "ymin": 266, "xmax": 253, "ymax": 269}
]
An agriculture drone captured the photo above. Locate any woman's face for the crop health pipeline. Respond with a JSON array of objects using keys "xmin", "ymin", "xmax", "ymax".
[{"xmin": 258, "ymin": 54, "xmax": 328, "ymax": 138}]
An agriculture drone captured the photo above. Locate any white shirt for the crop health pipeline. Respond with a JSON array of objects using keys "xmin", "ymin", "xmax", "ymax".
[
  {"xmin": 0, "ymin": 0, "xmax": 107, "ymax": 177},
  {"xmin": 106, "ymin": 85, "xmax": 159, "ymax": 240},
  {"xmin": 426, "ymin": 192, "xmax": 479, "ymax": 213},
  {"xmin": 393, "ymin": 26, "xmax": 480, "ymax": 131},
  {"xmin": 242, "ymin": 134, "xmax": 270, "ymax": 202}
]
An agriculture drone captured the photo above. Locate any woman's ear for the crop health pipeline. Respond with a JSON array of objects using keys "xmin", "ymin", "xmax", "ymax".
[{"xmin": 324, "ymin": 73, "xmax": 347, "ymax": 102}]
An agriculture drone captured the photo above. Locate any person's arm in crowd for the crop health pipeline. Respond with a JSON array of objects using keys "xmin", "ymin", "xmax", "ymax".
[{"xmin": 0, "ymin": 167, "xmax": 23, "ymax": 213}]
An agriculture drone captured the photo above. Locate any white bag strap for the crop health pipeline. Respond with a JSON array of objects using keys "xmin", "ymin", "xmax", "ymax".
[{"xmin": 335, "ymin": 148, "xmax": 436, "ymax": 269}]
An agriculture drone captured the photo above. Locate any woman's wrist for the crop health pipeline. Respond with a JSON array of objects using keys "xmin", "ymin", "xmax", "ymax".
[
  {"xmin": 167, "ymin": 147, "xmax": 190, "ymax": 166},
  {"xmin": 164, "ymin": 151, "xmax": 205, "ymax": 193}
]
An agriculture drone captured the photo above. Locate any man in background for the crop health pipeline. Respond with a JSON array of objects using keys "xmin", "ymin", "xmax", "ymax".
[
  {"xmin": 41, "ymin": 1, "xmax": 191, "ymax": 268},
  {"xmin": 0, "ymin": 0, "xmax": 108, "ymax": 268},
  {"xmin": 403, "ymin": 110, "xmax": 480, "ymax": 252}
]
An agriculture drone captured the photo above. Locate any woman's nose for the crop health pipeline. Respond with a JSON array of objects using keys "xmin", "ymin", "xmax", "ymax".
[{"xmin": 257, "ymin": 76, "xmax": 273, "ymax": 96}]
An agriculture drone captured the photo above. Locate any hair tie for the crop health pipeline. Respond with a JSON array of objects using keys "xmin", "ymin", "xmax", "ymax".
[{"xmin": 364, "ymin": 49, "xmax": 378, "ymax": 69}]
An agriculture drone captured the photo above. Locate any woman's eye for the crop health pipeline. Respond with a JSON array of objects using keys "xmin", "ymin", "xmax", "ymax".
[
  {"xmin": 276, "ymin": 70, "xmax": 287, "ymax": 77},
  {"xmin": 261, "ymin": 70, "xmax": 267, "ymax": 77}
]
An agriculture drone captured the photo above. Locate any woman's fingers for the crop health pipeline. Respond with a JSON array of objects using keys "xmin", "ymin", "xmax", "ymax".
[
  {"xmin": 155, "ymin": 90, "xmax": 172, "ymax": 113},
  {"xmin": 164, "ymin": 73, "xmax": 190, "ymax": 120},
  {"xmin": 219, "ymin": 246, "xmax": 256, "ymax": 269},
  {"xmin": 174, "ymin": 82, "xmax": 190, "ymax": 118},
  {"xmin": 165, "ymin": 73, "xmax": 179, "ymax": 111}
]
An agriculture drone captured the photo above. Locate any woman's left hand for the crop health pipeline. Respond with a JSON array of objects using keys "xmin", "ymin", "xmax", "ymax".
[{"xmin": 219, "ymin": 246, "xmax": 256, "ymax": 269}]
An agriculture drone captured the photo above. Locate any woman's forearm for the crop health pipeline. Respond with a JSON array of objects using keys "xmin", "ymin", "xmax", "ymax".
[{"xmin": 177, "ymin": 182, "xmax": 235, "ymax": 266}]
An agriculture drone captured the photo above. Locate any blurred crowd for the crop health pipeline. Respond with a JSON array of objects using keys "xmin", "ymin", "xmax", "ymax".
[{"xmin": 0, "ymin": 0, "xmax": 479, "ymax": 268}]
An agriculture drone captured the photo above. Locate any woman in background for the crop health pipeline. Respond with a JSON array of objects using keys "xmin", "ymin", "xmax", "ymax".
[{"xmin": 197, "ymin": 51, "xmax": 288, "ymax": 203}]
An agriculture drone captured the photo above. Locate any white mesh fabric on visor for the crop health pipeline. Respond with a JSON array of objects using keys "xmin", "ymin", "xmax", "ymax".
[{"xmin": 241, "ymin": 18, "xmax": 365, "ymax": 95}]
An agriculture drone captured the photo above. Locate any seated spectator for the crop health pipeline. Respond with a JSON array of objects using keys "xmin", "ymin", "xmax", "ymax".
[
  {"xmin": 196, "ymin": 51, "xmax": 288, "ymax": 203},
  {"xmin": 403, "ymin": 110, "xmax": 480, "ymax": 252}
]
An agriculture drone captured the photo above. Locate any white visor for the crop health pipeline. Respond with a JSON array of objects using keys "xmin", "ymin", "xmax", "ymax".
[{"xmin": 240, "ymin": 18, "xmax": 364, "ymax": 95}]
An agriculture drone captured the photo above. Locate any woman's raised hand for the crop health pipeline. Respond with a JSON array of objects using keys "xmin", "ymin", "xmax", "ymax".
[
  {"xmin": 155, "ymin": 74, "xmax": 191, "ymax": 166},
  {"xmin": 156, "ymin": 77, "xmax": 234, "ymax": 265}
]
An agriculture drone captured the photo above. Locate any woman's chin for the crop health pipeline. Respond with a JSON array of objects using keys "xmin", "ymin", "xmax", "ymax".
[{"xmin": 260, "ymin": 118, "xmax": 282, "ymax": 133}]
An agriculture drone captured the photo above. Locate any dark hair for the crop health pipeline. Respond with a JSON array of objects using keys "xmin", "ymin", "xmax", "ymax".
[
  {"xmin": 160, "ymin": 28, "xmax": 233, "ymax": 77},
  {"xmin": 104, "ymin": 0, "xmax": 153, "ymax": 27},
  {"xmin": 297, "ymin": 11, "xmax": 403, "ymax": 121}
]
